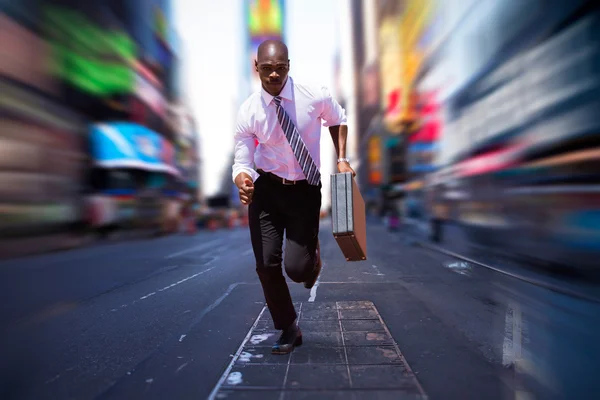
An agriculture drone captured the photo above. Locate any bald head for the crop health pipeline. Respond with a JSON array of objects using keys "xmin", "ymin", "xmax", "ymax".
[
  {"xmin": 257, "ymin": 40, "xmax": 288, "ymax": 61},
  {"xmin": 255, "ymin": 40, "xmax": 290, "ymax": 96}
]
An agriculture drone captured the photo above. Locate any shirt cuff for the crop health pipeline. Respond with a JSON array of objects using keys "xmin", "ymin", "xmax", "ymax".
[{"xmin": 232, "ymin": 166, "xmax": 260, "ymax": 184}]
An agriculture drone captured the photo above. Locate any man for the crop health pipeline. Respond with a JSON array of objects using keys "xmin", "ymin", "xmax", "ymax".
[{"xmin": 232, "ymin": 40, "xmax": 355, "ymax": 354}]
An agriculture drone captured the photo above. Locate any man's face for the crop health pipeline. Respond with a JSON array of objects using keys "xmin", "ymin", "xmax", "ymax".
[{"xmin": 255, "ymin": 55, "xmax": 289, "ymax": 96}]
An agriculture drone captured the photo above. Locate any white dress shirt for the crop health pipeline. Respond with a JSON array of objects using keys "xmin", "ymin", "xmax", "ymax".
[{"xmin": 232, "ymin": 77, "xmax": 347, "ymax": 183}]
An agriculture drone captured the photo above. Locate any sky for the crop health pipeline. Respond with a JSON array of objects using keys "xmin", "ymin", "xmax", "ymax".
[{"xmin": 174, "ymin": 0, "xmax": 341, "ymax": 200}]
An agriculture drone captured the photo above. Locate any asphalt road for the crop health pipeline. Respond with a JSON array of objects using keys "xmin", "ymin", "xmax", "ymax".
[{"xmin": 1, "ymin": 219, "xmax": 599, "ymax": 399}]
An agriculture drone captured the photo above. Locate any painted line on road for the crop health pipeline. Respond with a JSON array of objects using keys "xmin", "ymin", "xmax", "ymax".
[
  {"xmin": 417, "ymin": 241, "xmax": 600, "ymax": 304},
  {"xmin": 185, "ymin": 282, "xmax": 242, "ymax": 331},
  {"xmin": 308, "ymin": 261, "xmax": 325, "ymax": 303},
  {"xmin": 165, "ymin": 239, "xmax": 223, "ymax": 259},
  {"xmin": 502, "ymin": 303, "xmax": 524, "ymax": 369},
  {"xmin": 207, "ymin": 305, "xmax": 268, "ymax": 400},
  {"xmin": 111, "ymin": 266, "xmax": 216, "ymax": 311},
  {"xmin": 372, "ymin": 264, "xmax": 384, "ymax": 275}
]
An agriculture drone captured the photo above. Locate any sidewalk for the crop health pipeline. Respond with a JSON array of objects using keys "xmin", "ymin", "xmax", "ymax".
[
  {"xmin": 0, "ymin": 233, "xmax": 90, "ymax": 261},
  {"xmin": 0, "ymin": 228, "xmax": 168, "ymax": 261},
  {"xmin": 210, "ymin": 301, "xmax": 428, "ymax": 399}
]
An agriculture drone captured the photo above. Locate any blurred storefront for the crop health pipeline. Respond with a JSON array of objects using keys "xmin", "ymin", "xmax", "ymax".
[
  {"xmin": 0, "ymin": 10, "xmax": 88, "ymax": 245},
  {"xmin": 348, "ymin": 0, "xmax": 433, "ymax": 215}
]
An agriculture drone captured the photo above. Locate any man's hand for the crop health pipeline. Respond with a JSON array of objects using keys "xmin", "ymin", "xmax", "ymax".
[
  {"xmin": 338, "ymin": 161, "xmax": 356, "ymax": 177},
  {"xmin": 238, "ymin": 177, "xmax": 255, "ymax": 205}
]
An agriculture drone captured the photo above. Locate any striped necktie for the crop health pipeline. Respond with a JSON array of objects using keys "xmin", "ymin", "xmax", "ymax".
[{"xmin": 273, "ymin": 96, "xmax": 321, "ymax": 185}]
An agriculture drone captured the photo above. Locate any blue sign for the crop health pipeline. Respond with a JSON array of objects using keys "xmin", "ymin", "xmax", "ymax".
[{"xmin": 90, "ymin": 122, "xmax": 179, "ymax": 176}]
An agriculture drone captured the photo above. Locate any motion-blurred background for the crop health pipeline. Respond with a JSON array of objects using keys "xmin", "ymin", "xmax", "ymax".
[
  {"xmin": 2, "ymin": 2, "xmax": 600, "ymax": 399},
  {"xmin": 1, "ymin": 0, "xmax": 599, "ymax": 266}
]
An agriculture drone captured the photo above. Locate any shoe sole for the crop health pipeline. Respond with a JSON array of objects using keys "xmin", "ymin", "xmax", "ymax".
[{"xmin": 271, "ymin": 335, "xmax": 303, "ymax": 355}]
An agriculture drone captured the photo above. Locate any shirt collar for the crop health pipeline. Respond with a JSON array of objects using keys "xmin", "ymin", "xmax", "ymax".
[{"xmin": 262, "ymin": 76, "xmax": 293, "ymax": 106}]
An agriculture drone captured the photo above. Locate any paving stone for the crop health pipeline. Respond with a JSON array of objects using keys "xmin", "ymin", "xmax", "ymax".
[
  {"xmin": 285, "ymin": 365, "xmax": 350, "ymax": 389},
  {"xmin": 301, "ymin": 308, "xmax": 339, "ymax": 321},
  {"xmin": 339, "ymin": 308, "xmax": 379, "ymax": 320},
  {"xmin": 341, "ymin": 319, "xmax": 386, "ymax": 332},
  {"xmin": 215, "ymin": 390, "xmax": 282, "ymax": 399},
  {"xmin": 300, "ymin": 302, "xmax": 337, "ymax": 312},
  {"xmin": 346, "ymin": 346, "xmax": 404, "ymax": 365},
  {"xmin": 300, "ymin": 320, "xmax": 341, "ymax": 332},
  {"xmin": 337, "ymin": 301, "xmax": 375, "ymax": 309},
  {"xmin": 349, "ymin": 365, "xmax": 420, "ymax": 391},
  {"xmin": 343, "ymin": 331, "xmax": 394, "ymax": 346},
  {"xmin": 299, "ymin": 331, "xmax": 343, "ymax": 347},
  {"xmin": 291, "ymin": 346, "xmax": 345, "ymax": 365}
]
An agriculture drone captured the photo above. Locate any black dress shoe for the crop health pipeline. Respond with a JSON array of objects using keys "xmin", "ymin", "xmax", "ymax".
[
  {"xmin": 272, "ymin": 325, "xmax": 303, "ymax": 355},
  {"xmin": 304, "ymin": 240, "xmax": 322, "ymax": 289}
]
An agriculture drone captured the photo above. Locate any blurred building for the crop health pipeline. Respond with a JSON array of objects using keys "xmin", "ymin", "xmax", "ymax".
[
  {"xmin": 417, "ymin": 0, "xmax": 600, "ymax": 272},
  {"xmin": 345, "ymin": 0, "xmax": 431, "ymax": 215},
  {"xmin": 1, "ymin": 0, "xmax": 202, "ymax": 254},
  {"xmin": 1, "ymin": 3, "xmax": 88, "ymax": 248}
]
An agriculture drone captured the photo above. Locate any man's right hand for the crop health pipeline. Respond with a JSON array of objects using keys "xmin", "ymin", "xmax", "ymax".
[{"xmin": 236, "ymin": 173, "xmax": 255, "ymax": 205}]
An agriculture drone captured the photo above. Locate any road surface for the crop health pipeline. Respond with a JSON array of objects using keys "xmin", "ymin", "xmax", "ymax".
[{"xmin": 1, "ymin": 220, "xmax": 599, "ymax": 399}]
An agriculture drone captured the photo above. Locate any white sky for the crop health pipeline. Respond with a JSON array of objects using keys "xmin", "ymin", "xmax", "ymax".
[{"xmin": 175, "ymin": 0, "xmax": 340, "ymax": 199}]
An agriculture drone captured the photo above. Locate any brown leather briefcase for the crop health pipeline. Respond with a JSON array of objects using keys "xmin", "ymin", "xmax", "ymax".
[{"xmin": 330, "ymin": 172, "xmax": 367, "ymax": 261}]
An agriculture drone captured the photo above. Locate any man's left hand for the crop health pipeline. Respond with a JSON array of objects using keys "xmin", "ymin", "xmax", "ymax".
[{"xmin": 338, "ymin": 161, "xmax": 356, "ymax": 177}]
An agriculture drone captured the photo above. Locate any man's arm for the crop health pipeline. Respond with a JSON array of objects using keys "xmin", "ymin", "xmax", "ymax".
[
  {"xmin": 329, "ymin": 125, "xmax": 355, "ymax": 176},
  {"xmin": 232, "ymin": 108, "xmax": 259, "ymax": 204},
  {"xmin": 320, "ymin": 86, "xmax": 355, "ymax": 176},
  {"xmin": 329, "ymin": 125, "xmax": 347, "ymax": 159}
]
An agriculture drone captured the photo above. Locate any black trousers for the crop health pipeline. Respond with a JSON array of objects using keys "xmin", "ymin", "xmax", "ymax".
[{"xmin": 248, "ymin": 173, "xmax": 321, "ymax": 330}]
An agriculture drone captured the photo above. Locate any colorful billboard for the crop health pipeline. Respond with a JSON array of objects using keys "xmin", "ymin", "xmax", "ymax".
[
  {"xmin": 42, "ymin": 4, "xmax": 136, "ymax": 97},
  {"xmin": 246, "ymin": 0, "xmax": 285, "ymax": 92},
  {"xmin": 90, "ymin": 122, "xmax": 179, "ymax": 176}
]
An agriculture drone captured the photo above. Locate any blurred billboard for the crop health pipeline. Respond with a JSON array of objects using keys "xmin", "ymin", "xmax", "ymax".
[{"xmin": 245, "ymin": 0, "xmax": 285, "ymax": 93}]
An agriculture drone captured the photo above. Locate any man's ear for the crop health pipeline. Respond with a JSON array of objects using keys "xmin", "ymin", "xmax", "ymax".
[
  {"xmin": 254, "ymin": 59, "xmax": 258, "ymax": 72},
  {"xmin": 288, "ymin": 59, "xmax": 291, "ymax": 70}
]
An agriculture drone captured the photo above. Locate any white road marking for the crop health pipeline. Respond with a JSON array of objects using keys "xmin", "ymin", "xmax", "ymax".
[
  {"xmin": 179, "ymin": 335, "xmax": 186, "ymax": 342},
  {"xmin": 165, "ymin": 239, "xmax": 223, "ymax": 259},
  {"xmin": 145, "ymin": 378, "xmax": 154, "ymax": 384},
  {"xmin": 208, "ymin": 306, "xmax": 268, "ymax": 400},
  {"xmin": 188, "ymin": 283, "xmax": 241, "ymax": 328},
  {"xmin": 238, "ymin": 351, "xmax": 264, "ymax": 363},
  {"xmin": 175, "ymin": 363, "xmax": 188, "ymax": 373},
  {"xmin": 444, "ymin": 261, "xmax": 472, "ymax": 276},
  {"xmin": 249, "ymin": 333, "xmax": 274, "ymax": 345},
  {"xmin": 308, "ymin": 261, "xmax": 325, "ymax": 302},
  {"xmin": 371, "ymin": 264, "xmax": 385, "ymax": 276},
  {"xmin": 139, "ymin": 292, "xmax": 156, "ymax": 300},
  {"xmin": 502, "ymin": 303, "xmax": 523, "ymax": 368},
  {"xmin": 226, "ymin": 372, "xmax": 243, "ymax": 385},
  {"xmin": 502, "ymin": 306, "xmax": 514, "ymax": 367},
  {"xmin": 113, "ymin": 266, "xmax": 216, "ymax": 311}
]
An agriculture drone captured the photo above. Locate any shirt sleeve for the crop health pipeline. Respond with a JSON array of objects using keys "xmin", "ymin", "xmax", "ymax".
[
  {"xmin": 319, "ymin": 86, "xmax": 347, "ymax": 127},
  {"xmin": 232, "ymin": 106, "xmax": 260, "ymax": 183}
]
